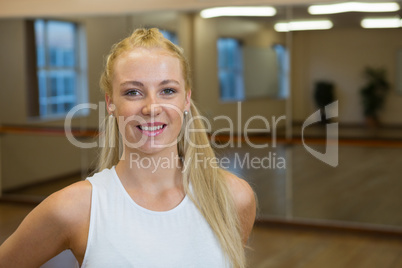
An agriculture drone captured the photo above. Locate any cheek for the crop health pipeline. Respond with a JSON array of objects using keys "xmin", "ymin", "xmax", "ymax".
[
  {"xmin": 115, "ymin": 107, "xmax": 144, "ymax": 129},
  {"xmin": 167, "ymin": 103, "xmax": 185, "ymax": 119},
  {"xmin": 116, "ymin": 104, "xmax": 137, "ymax": 118},
  {"xmin": 169, "ymin": 110, "xmax": 185, "ymax": 134}
]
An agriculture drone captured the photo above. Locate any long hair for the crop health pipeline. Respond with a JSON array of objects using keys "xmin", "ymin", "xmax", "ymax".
[{"xmin": 98, "ymin": 28, "xmax": 246, "ymax": 267}]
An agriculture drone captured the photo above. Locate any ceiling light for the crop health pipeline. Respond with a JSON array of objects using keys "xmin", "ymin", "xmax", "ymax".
[
  {"xmin": 308, "ymin": 2, "xmax": 400, "ymax": 15},
  {"xmin": 361, "ymin": 17, "xmax": 402, "ymax": 28},
  {"xmin": 274, "ymin": 20, "xmax": 333, "ymax": 32},
  {"xmin": 200, "ymin": 6, "xmax": 277, "ymax": 19}
]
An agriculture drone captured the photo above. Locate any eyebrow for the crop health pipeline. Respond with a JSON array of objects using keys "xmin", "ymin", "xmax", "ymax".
[
  {"xmin": 120, "ymin": 81, "xmax": 144, "ymax": 88},
  {"xmin": 120, "ymin": 79, "xmax": 181, "ymax": 88},
  {"xmin": 160, "ymin": 79, "xmax": 181, "ymax": 86}
]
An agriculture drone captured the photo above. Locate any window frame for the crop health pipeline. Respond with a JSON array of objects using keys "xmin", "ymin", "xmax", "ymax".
[{"xmin": 26, "ymin": 19, "xmax": 88, "ymax": 120}]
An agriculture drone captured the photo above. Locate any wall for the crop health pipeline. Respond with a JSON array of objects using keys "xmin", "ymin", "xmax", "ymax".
[
  {"xmin": 292, "ymin": 27, "xmax": 402, "ymax": 125},
  {"xmin": 0, "ymin": 20, "xmax": 27, "ymax": 125}
]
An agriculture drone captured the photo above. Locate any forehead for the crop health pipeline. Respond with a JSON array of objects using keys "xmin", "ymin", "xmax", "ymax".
[{"xmin": 113, "ymin": 48, "xmax": 183, "ymax": 82}]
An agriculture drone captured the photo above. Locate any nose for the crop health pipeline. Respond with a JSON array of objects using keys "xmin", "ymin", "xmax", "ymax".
[{"xmin": 141, "ymin": 95, "xmax": 162, "ymax": 116}]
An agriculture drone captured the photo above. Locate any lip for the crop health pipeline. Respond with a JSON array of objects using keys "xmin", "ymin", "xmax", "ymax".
[{"xmin": 137, "ymin": 122, "xmax": 167, "ymax": 137}]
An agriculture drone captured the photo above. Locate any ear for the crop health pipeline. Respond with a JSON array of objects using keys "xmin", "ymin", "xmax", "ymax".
[
  {"xmin": 105, "ymin": 93, "xmax": 115, "ymax": 114},
  {"xmin": 185, "ymin": 90, "xmax": 192, "ymax": 111}
]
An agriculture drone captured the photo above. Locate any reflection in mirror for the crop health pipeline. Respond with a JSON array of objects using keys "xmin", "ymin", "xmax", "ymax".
[
  {"xmin": 213, "ymin": 13, "xmax": 289, "ymax": 101},
  {"xmin": 292, "ymin": 143, "xmax": 402, "ymax": 228},
  {"xmin": 244, "ymin": 44, "xmax": 288, "ymax": 99},
  {"xmin": 288, "ymin": 2, "xmax": 402, "ymax": 231},
  {"xmin": 202, "ymin": 2, "xmax": 402, "ymax": 232},
  {"xmin": 199, "ymin": 6, "xmax": 293, "ymax": 222}
]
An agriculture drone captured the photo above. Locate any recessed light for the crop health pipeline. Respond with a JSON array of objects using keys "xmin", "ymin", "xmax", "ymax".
[
  {"xmin": 309, "ymin": 2, "xmax": 400, "ymax": 15},
  {"xmin": 274, "ymin": 20, "xmax": 333, "ymax": 32},
  {"xmin": 361, "ymin": 17, "xmax": 402, "ymax": 28},
  {"xmin": 200, "ymin": 6, "xmax": 277, "ymax": 19}
]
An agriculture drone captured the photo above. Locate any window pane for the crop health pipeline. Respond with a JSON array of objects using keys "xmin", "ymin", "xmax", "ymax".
[
  {"xmin": 50, "ymin": 75, "xmax": 58, "ymax": 97},
  {"xmin": 63, "ymin": 102, "xmax": 74, "ymax": 112},
  {"xmin": 51, "ymin": 103, "xmax": 58, "ymax": 114},
  {"xmin": 34, "ymin": 20, "xmax": 46, "ymax": 68},
  {"xmin": 64, "ymin": 72, "xmax": 76, "ymax": 96},
  {"xmin": 40, "ymin": 104, "xmax": 47, "ymax": 115},
  {"xmin": 47, "ymin": 21, "xmax": 76, "ymax": 67},
  {"xmin": 273, "ymin": 44, "xmax": 289, "ymax": 98},
  {"xmin": 37, "ymin": 70, "xmax": 47, "ymax": 98},
  {"xmin": 217, "ymin": 38, "xmax": 245, "ymax": 101}
]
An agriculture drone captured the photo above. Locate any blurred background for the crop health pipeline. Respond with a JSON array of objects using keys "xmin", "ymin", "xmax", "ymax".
[{"xmin": 0, "ymin": 0, "xmax": 401, "ymax": 267}]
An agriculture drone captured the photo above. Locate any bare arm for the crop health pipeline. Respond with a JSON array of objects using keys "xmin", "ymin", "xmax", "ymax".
[
  {"xmin": 0, "ymin": 181, "xmax": 91, "ymax": 267},
  {"xmin": 223, "ymin": 170, "xmax": 257, "ymax": 245}
]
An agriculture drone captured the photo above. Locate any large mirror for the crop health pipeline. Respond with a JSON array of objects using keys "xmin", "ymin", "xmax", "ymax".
[{"xmin": 1, "ymin": 2, "xmax": 402, "ymax": 233}]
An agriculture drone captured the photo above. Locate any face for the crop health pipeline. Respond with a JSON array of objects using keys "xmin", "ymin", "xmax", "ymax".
[{"xmin": 107, "ymin": 47, "xmax": 191, "ymax": 155}]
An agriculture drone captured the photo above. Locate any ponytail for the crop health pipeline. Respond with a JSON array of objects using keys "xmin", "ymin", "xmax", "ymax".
[
  {"xmin": 97, "ymin": 114, "xmax": 120, "ymax": 171},
  {"xmin": 181, "ymin": 101, "xmax": 246, "ymax": 268}
]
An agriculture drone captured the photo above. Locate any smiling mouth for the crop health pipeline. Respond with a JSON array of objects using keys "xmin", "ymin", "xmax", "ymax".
[
  {"xmin": 137, "ymin": 124, "xmax": 166, "ymax": 131},
  {"xmin": 136, "ymin": 123, "xmax": 167, "ymax": 137}
]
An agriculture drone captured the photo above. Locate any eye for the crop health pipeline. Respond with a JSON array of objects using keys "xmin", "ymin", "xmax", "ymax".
[
  {"xmin": 125, "ymin": 89, "xmax": 141, "ymax": 96},
  {"xmin": 161, "ymin": 88, "xmax": 176, "ymax": 95}
]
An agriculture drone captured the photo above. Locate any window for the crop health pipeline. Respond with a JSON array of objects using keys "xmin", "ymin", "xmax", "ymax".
[
  {"xmin": 31, "ymin": 19, "xmax": 88, "ymax": 118},
  {"xmin": 217, "ymin": 38, "xmax": 245, "ymax": 101},
  {"xmin": 272, "ymin": 44, "xmax": 289, "ymax": 99}
]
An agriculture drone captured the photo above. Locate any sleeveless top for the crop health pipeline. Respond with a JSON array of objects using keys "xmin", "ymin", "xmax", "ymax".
[{"xmin": 80, "ymin": 167, "xmax": 229, "ymax": 268}]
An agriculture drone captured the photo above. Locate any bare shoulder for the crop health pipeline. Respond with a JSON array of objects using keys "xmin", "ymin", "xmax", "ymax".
[
  {"xmin": 48, "ymin": 180, "xmax": 92, "ymax": 211},
  {"xmin": 0, "ymin": 181, "xmax": 92, "ymax": 267},
  {"xmin": 24, "ymin": 179, "xmax": 92, "ymax": 242},
  {"xmin": 45, "ymin": 180, "xmax": 92, "ymax": 224},
  {"xmin": 221, "ymin": 169, "xmax": 256, "ymax": 211},
  {"xmin": 221, "ymin": 169, "xmax": 256, "ymax": 244}
]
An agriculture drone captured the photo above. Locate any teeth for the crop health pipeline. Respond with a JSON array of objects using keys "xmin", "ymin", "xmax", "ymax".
[{"xmin": 141, "ymin": 125, "xmax": 164, "ymax": 131}]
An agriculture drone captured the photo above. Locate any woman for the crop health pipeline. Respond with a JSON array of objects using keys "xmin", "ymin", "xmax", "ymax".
[{"xmin": 0, "ymin": 28, "xmax": 256, "ymax": 268}]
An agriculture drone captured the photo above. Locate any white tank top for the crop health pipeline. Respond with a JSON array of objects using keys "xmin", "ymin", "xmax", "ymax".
[{"xmin": 80, "ymin": 167, "xmax": 230, "ymax": 268}]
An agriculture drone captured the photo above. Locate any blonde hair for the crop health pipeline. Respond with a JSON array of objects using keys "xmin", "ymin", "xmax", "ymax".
[{"xmin": 98, "ymin": 28, "xmax": 246, "ymax": 267}]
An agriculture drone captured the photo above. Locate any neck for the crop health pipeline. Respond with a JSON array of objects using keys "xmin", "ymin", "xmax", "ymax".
[{"xmin": 116, "ymin": 147, "xmax": 183, "ymax": 193}]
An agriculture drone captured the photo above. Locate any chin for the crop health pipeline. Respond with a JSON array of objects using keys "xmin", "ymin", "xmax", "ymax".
[{"xmin": 125, "ymin": 140, "xmax": 177, "ymax": 155}]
